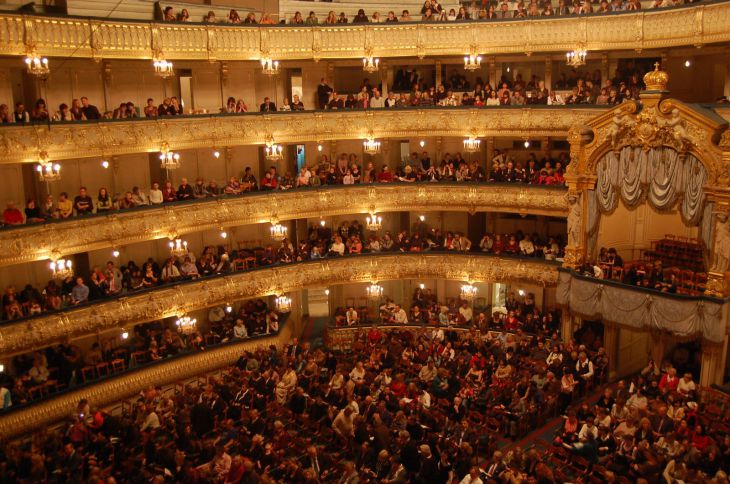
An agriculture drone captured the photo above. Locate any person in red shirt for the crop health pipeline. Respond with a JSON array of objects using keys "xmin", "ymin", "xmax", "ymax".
[
  {"xmin": 659, "ymin": 367, "xmax": 680, "ymax": 393},
  {"xmin": 376, "ymin": 165, "xmax": 394, "ymax": 183},
  {"xmin": 2, "ymin": 202, "xmax": 23, "ymax": 225}
]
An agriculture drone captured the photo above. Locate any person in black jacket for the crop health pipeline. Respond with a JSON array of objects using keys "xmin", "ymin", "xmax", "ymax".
[
  {"xmin": 317, "ymin": 78, "xmax": 333, "ymax": 109},
  {"xmin": 259, "ymin": 97, "xmax": 277, "ymax": 112}
]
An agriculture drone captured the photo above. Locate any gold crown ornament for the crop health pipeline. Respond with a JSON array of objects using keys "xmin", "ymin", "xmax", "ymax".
[{"xmin": 643, "ymin": 63, "xmax": 669, "ymax": 91}]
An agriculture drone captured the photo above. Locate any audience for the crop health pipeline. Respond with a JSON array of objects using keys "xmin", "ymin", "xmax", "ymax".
[
  {"xmin": 1, "ymin": 150, "xmax": 567, "ymax": 227},
  {"xmin": 158, "ymin": 0, "xmax": 703, "ymax": 26},
  {"xmin": 0, "ymin": 222, "xmax": 563, "ymax": 321}
]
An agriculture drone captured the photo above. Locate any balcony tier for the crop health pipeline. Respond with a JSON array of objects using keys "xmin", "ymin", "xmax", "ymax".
[
  {"xmin": 0, "ymin": 183, "xmax": 568, "ymax": 267},
  {"xmin": 0, "ymin": 331, "xmax": 283, "ymax": 439},
  {"xmin": 0, "ymin": 106, "xmax": 606, "ymax": 165},
  {"xmin": 0, "ymin": 252, "xmax": 560, "ymax": 356},
  {"xmin": 0, "ymin": 2, "xmax": 728, "ymax": 61}
]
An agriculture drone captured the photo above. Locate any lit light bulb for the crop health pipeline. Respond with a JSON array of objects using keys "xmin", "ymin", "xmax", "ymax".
[
  {"xmin": 524, "ymin": 140, "xmax": 530, "ymax": 148},
  {"xmin": 317, "ymin": 144, "xmax": 323, "ymax": 152},
  {"xmin": 213, "ymin": 150, "xmax": 220, "ymax": 158},
  {"xmin": 225, "ymin": 305, "xmax": 233, "ymax": 313},
  {"xmin": 506, "ymin": 66, "xmax": 511, "ymax": 73},
  {"xmin": 220, "ymin": 231, "xmax": 228, "ymax": 239},
  {"xmin": 419, "ymin": 140, "xmax": 425, "ymax": 148},
  {"xmin": 518, "ymin": 289, "xmax": 525, "ymax": 296},
  {"xmin": 324, "ymin": 289, "xmax": 330, "ymax": 296},
  {"xmin": 101, "ymin": 160, "xmax": 109, "ymax": 169},
  {"xmin": 419, "ymin": 283, "xmax": 425, "ymax": 290},
  {"xmin": 121, "ymin": 330, "xmax": 129, "ymax": 340},
  {"xmin": 0, "ymin": 364, "xmax": 4, "ymax": 372},
  {"xmin": 112, "ymin": 250, "xmax": 120, "ymax": 258},
  {"xmin": 419, "ymin": 215, "xmax": 425, "ymax": 222},
  {"xmin": 320, "ymin": 220, "xmax": 326, "ymax": 227},
  {"xmin": 684, "ymin": 60, "xmax": 691, "ymax": 68}
]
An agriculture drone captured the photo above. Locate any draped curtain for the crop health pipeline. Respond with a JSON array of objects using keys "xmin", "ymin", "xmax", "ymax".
[
  {"xmin": 595, "ymin": 146, "xmax": 707, "ymax": 225},
  {"xmin": 557, "ymin": 271, "xmax": 726, "ymax": 342}
]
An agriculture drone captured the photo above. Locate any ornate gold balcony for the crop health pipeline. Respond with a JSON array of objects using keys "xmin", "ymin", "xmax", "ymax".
[
  {"xmin": 0, "ymin": 3, "xmax": 728, "ymax": 61},
  {"xmin": 0, "ymin": 183, "xmax": 567, "ymax": 267},
  {"xmin": 0, "ymin": 332, "xmax": 283, "ymax": 439},
  {"xmin": 0, "ymin": 253, "xmax": 560, "ymax": 356},
  {"xmin": 0, "ymin": 106, "xmax": 605, "ymax": 165}
]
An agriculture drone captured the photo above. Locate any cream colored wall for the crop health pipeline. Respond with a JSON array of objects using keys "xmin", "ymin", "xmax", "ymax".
[
  {"xmin": 616, "ymin": 326, "xmax": 650, "ymax": 377},
  {"xmin": 596, "ymin": 200, "xmax": 699, "ymax": 261}
]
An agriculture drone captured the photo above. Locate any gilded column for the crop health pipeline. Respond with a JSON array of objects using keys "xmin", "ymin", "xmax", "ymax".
[
  {"xmin": 704, "ymin": 136, "xmax": 730, "ymax": 297},
  {"xmin": 488, "ymin": 57, "xmax": 497, "ymax": 88},
  {"xmin": 601, "ymin": 53, "xmax": 609, "ymax": 87},
  {"xmin": 544, "ymin": 57, "xmax": 552, "ymax": 91},
  {"xmin": 563, "ymin": 125, "xmax": 596, "ymax": 268},
  {"xmin": 435, "ymin": 60, "xmax": 442, "ymax": 88}
]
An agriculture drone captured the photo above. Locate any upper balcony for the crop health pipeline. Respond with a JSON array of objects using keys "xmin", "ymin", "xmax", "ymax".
[
  {"xmin": 1, "ymin": 1, "xmax": 729, "ymax": 62},
  {"xmin": 0, "ymin": 105, "xmax": 605, "ymax": 165},
  {"xmin": 0, "ymin": 182, "xmax": 568, "ymax": 267}
]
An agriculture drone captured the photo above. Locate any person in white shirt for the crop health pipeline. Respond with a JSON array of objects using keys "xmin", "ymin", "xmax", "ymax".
[
  {"xmin": 369, "ymin": 89, "xmax": 385, "ymax": 108},
  {"xmin": 346, "ymin": 307, "xmax": 359, "ymax": 326},
  {"xmin": 349, "ymin": 361, "xmax": 366, "ymax": 384},
  {"xmin": 418, "ymin": 389, "xmax": 431, "ymax": 409},
  {"xmin": 519, "ymin": 236, "xmax": 535, "ymax": 256},
  {"xmin": 459, "ymin": 467, "xmax": 484, "ymax": 484},
  {"xmin": 578, "ymin": 419, "xmax": 599, "ymax": 441},
  {"xmin": 548, "ymin": 91, "xmax": 565, "ymax": 105},
  {"xmin": 393, "ymin": 305, "xmax": 408, "ymax": 324},
  {"xmin": 140, "ymin": 406, "xmax": 160, "ymax": 431},
  {"xmin": 419, "ymin": 361, "xmax": 437, "ymax": 383},
  {"xmin": 384, "ymin": 92, "xmax": 398, "ymax": 107},
  {"xmin": 458, "ymin": 302, "xmax": 473, "ymax": 324},
  {"xmin": 677, "ymin": 373, "xmax": 696, "ymax": 397},
  {"xmin": 149, "ymin": 182, "xmax": 163, "ymax": 204},
  {"xmin": 329, "ymin": 236, "xmax": 346, "ymax": 256},
  {"xmin": 233, "ymin": 319, "xmax": 248, "ymax": 339},
  {"xmin": 210, "ymin": 444, "xmax": 232, "ymax": 480}
]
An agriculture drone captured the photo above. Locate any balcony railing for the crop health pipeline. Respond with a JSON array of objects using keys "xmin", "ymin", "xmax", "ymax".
[
  {"xmin": 0, "ymin": 252, "xmax": 560, "ymax": 356},
  {"xmin": 0, "ymin": 328, "xmax": 284, "ymax": 439},
  {"xmin": 0, "ymin": 182, "xmax": 568, "ymax": 267},
  {"xmin": 0, "ymin": 105, "xmax": 605, "ymax": 165},
  {"xmin": 0, "ymin": 2, "xmax": 728, "ymax": 60},
  {"xmin": 557, "ymin": 268, "xmax": 728, "ymax": 343}
]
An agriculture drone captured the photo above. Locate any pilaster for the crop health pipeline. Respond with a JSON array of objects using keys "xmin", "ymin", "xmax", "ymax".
[{"xmin": 699, "ymin": 337, "xmax": 728, "ymax": 386}]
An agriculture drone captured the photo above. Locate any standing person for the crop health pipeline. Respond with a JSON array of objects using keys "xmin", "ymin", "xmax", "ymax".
[{"xmin": 317, "ymin": 78, "xmax": 334, "ymax": 109}]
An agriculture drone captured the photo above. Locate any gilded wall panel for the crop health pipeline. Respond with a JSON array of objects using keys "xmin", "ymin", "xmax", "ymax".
[
  {"xmin": 0, "ymin": 184, "xmax": 568, "ymax": 267},
  {"xmin": 1, "ymin": 4, "xmax": 728, "ymax": 60},
  {"xmin": 0, "ymin": 107, "xmax": 604, "ymax": 165},
  {"xmin": 0, "ymin": 253, "xmax": 559, "ymax": 356}
]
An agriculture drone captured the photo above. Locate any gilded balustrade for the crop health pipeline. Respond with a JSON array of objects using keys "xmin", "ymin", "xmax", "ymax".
[
  {"xmin": 0, "ymin": 183, "xmax": 568, "ymax": 267},
  {"xmin": 0, "ymin": 253, "xmax": 560, "ymax": 357},
  {"xmin": 0, "ymin": 2, "xmax": 728, "ymax": 61},
  {"xmin": 0, "ymin": 106, "xmax": 605, "ymax": 165}
]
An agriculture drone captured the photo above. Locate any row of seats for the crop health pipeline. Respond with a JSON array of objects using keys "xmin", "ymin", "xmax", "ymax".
[{"xmin": 644, "ymin": 235, "xmax": 705, "ymax": 272}]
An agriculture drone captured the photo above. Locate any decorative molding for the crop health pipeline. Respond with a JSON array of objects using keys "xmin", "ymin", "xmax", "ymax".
[
  {"xmin": 0, "ymin": 184, "xmax": 568, "ymax": 267},
  {"xmin": 1, "ymin": 5, "xmax": 730, "ymax": 61},
  {"xmin": 0, "ymin": 334, "xmax": 281, "ymax": 440},
  {"xmin": 0, "ymin": 107, "xmax": 606, "ymax": 165},
  {"xmin": 0, "ymin": 253, "xmax": 560, "ymax": 356}
]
